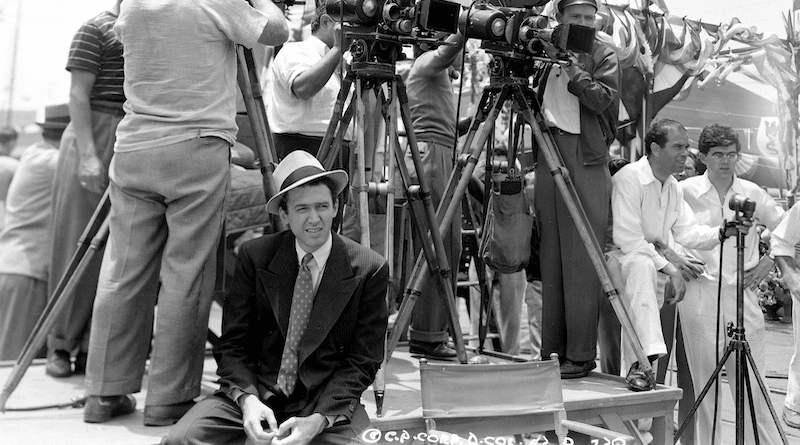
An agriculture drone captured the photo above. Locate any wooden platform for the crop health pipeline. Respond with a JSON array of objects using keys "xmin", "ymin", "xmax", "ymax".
[
  {"xmin": 1, "ymin": 346, "xmax": 681, "ymax": 445},
  {"xmin": 361, "ymin": 351, "xmax": 681, "ymax": 444}
]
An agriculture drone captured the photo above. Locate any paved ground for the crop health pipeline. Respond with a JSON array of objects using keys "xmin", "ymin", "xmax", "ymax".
[{"xmin": 2, "ymin": 302, "xmax": 800, "ymax": 444}]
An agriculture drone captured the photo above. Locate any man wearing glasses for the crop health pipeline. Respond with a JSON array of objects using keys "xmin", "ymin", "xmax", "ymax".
[{"xmin": 678, "ymin": 124, "xmax": 784, "ymax": 444}]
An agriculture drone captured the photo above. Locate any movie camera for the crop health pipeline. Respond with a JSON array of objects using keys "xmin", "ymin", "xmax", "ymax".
[
  {"xmin": 460, "ymin": 0, "xmax": 596, "ymax": 78},
  {"xmin": 325, "ymin": 0, "xmax": 461, "ymax": 76}
]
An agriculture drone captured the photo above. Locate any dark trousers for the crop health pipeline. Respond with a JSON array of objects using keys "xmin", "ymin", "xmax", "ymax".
[
  {"xmin": 162, "ymin": 394, "xmax": 368, "ymax": 445},
  {"xmin": 535, "ymin": 132, "xmax": 610, "ymax": 363},
  {"xmin": 47, "ymin": 110, "xmax": 122, "ymax": 354}
]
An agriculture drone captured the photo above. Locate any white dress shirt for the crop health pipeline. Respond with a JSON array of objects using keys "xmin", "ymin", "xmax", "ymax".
[
  {"xmin": 266, "ymin": 36, "xmax": 351, "ymax": 139},
  {"xmin": 611, "ymin": 157, "xmax": 719, "ymax": 270},
  {"xmin": 541, "ymin": 66, "xmax": 580, "ymax": 134},
  {"xmin": 772, "ymin": 201, "xmax": 800, "ymax": 259},
  {"xmin": 681, "ymin": 173, "xmax": 785, "ymax": 286}
]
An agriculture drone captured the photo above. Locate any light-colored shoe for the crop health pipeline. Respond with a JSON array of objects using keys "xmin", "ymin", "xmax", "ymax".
[{"xmin": 784, "ymin": 408, "xmax": 800, "ymax": 429}]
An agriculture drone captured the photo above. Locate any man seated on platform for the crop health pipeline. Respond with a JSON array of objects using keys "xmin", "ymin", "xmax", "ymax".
[
  {"xmin": 165, "ymin": 150, "xmax": 389, "ymax": 445},
  {"xmin": 607, "ymin": 119, "xmax": 748, "ymax": 392},
  {"xmin": 265, "ymin": 4, "xmax": 351, "ymax": 160},
  {"xmin": 773, "ymin": 201, "xmax": 800, "ymax": 429}
]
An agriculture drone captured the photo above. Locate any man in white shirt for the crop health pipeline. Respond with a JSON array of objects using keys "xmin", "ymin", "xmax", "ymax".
[
  {"xmin": 773, "ymin": 201, "xmax": 800, "ymax": 429},
  {"xmin": 679, "ymin": 124, "xmax": 783, "ymax": 444},
  {"xmin": 607, "ymin": 119, "xmax": 744, "ymax": 392},
  {"xmin": 265, "ymin": 5, "xmax": 350, "ymax": 160}
]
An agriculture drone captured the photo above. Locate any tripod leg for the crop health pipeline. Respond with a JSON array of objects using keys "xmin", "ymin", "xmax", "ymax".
[
  {"xmin": 353, "ymin": 78, "xmax": 371, "ymax": 247},
  {"xmin": 374, "ymin": 79, "xmax": 400, "ymax": 417},
  {"xmin": 0, "ymin": 211, "xmax": 111, "ymax": 411},
  {"xmin": 236, "ymin": 45, "xmax": 284, "ymax": 233},
  {"xmin": 744, "ymin": 342, "xmax": 791, "ymax": 445},
  {"xmin": 17, "ymin": 190, "xmax": 110, "ymax": 357},
  {"xmin": 318, "ymin": 75, "xmax": 354, "ymax": 169},
  {"xmin": 742, "ymin": 362, "xmax": 762, "ymax": 445},
  {"xmin": 439, "ymin": 87, "xmax": 498, "ymax": 221},
  {"xmin": 675, "ymin": 342, "xmax": 735, "ymax": 442},
  {"xmin": 386, "ymin": 85, "xmax": 510, "ymax": 362}
]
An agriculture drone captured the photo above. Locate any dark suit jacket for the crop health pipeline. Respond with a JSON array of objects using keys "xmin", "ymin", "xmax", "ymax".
[{"xmin": 214, "ymin": 230, "xmax": 389, "ymax": 424}]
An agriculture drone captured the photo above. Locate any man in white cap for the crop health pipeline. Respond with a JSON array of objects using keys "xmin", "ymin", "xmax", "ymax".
[
  {"xmin": 535, "ymin": 0, "xmax": 620, "ymax": 378},
  {"xmin": 165, "ymin": 150, "xmax": 389, "ymax": 445}
]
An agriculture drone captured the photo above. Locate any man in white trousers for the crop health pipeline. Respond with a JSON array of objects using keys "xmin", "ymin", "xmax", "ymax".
[
  {"xmin": 773, "ymin": 201, "xmax": 800, "ymax": 429},
  {"xmin": 679, "ymin": 124, "xmax": 784, "ymax": 444}
]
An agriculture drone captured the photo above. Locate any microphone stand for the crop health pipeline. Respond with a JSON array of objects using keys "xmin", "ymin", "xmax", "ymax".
[{"xmin": 674, "ymin": 205, "xmax": 789, "ymax": 445}]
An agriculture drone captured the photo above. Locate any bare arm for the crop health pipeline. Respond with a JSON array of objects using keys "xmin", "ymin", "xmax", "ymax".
[
  {"xmin": 292, "ymin": 35, "xmax": 344, "ymax": 100},
  {"xmin": 776, "ymin": 256, "xmax": 800, "ymax": 302},
  {"xmin": 410, "ymin": 33, "xmax": 465, "ymax": 78},
  {"xmin": 251, "ymin": 0, "xmax": 290, "ymax": 46},
  {"xmin": 69, "ymin": 69, "xmax": 107, "ymax": 195}
]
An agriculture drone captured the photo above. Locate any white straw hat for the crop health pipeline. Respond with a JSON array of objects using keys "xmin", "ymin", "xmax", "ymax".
[{"xmin": 266, "ymin": 150, "xmax": 349, "ymax": 215}]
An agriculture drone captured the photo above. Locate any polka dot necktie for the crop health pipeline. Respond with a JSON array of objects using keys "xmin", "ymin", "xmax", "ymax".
[{"xmin": 277, "ymin": 253, "xmax": 315, "ymax": 397}]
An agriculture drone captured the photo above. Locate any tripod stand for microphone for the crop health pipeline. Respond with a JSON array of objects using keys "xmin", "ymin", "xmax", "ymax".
[
  {"xmin": 0, "ymin": 45, "xmax": 282, "ymax": 412},
  {"xmin": 675, "ymin": 201, "xmax": 789, "ymax": 445}
]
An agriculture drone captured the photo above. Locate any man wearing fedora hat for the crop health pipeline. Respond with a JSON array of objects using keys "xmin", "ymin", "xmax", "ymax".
[
  {"xmin": 0, "ymin": 104, "xmax": 68, "ymax": 360},
  {"xmin": 165, "ymin": 150, "xmax": 389, "ymax": 445}
]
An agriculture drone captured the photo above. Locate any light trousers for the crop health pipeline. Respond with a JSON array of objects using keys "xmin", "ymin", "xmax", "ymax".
[
  {"xmin": 787, "ymin": 292, "xmax": 800, "ymax": 414},
  {"xmin": 605, "ymin": 250, "xmax": 668, "ymax": 373},
  {"xmin": 86, "ymin": 137, "xmax": 229, "ymax": 406},
  {"xmin": 524, "ymin": 279, "xmax": 543, "ymax": 360},
  {"xmin": 679, "ymin": 279, "xmax": 781, "ymax": 445},
  {"xmin": 468, "ymin": 266, "xmax": 526, "ymax": 355}
]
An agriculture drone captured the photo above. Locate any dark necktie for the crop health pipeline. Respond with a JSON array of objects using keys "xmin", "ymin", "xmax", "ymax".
[{"xmin": 277, "ymin": 252, "xmax": 314, "ymax": 396}]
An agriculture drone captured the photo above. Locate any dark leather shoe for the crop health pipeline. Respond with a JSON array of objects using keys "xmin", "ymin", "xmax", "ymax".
[
  {"xmin": 73, "ymin": 352, "xmax": 88, "ymax": 375},
  {"xmin": 409, "ymin": 341, "xmax": 457, "ymax": 359},
  {"xmin": 559, "ymin": 359, "xmax": 596, "ymax": 379},
  {"xmin": 626, "ymin": 362, "xmax": 654, "ymax": 392},
  {"xmin": 143, "ymin": 400, "xmax": 196, "ymax": 426},
  {"xmin": 84, "ymin": 395, "xmax": 136, "ymax": 423},
  {"xmin": 784, "ymin": 408, "xmax": 800, "ymax": 429},
  {"xmin": 45, "ymin": 350, "xmax": 72, "ymax": 378}
]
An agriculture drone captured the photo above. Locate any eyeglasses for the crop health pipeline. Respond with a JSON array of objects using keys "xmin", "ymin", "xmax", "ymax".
[{"xmin": 709, "ymin": 152, "xmax": 740, "ymax": 160}]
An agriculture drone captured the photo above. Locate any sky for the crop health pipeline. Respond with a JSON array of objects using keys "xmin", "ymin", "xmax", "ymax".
[
  {"xmin": 0, "ymin": 0, "xmax": 794, "ymax": 128},
  {"xmin": 660, "ymin": 0, "xmax": 789, "ymax": 36}
]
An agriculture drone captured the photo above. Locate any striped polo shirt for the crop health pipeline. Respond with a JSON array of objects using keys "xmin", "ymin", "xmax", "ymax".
[{"xmin": 66, "ymin": 11, "xmax": 125, "ymax": 105}]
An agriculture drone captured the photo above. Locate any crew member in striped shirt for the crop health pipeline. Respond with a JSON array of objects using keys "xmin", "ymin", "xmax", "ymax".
[{"xmin": 45, "ymin": 0, "xmax": 125, "ymax": 379}]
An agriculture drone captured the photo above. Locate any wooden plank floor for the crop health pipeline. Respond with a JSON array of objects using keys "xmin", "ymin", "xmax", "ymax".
[{"xmin": 3, "ymin": 302, "xmax": 800, "ymax": 444}]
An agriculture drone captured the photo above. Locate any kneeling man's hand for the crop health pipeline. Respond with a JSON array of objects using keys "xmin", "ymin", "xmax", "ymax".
[
  {"xmin": 241, "ymin": 394, "xmax": 278, "ymax": 445},
  {"xmin": 272, "ymin": 414, "xmax": 328, "ymax": 445}
]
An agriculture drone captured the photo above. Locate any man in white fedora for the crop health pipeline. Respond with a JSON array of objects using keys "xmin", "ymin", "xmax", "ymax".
[{"xmin": 165, "ymin": 150, "xmax": 389, "ymax": 444}]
